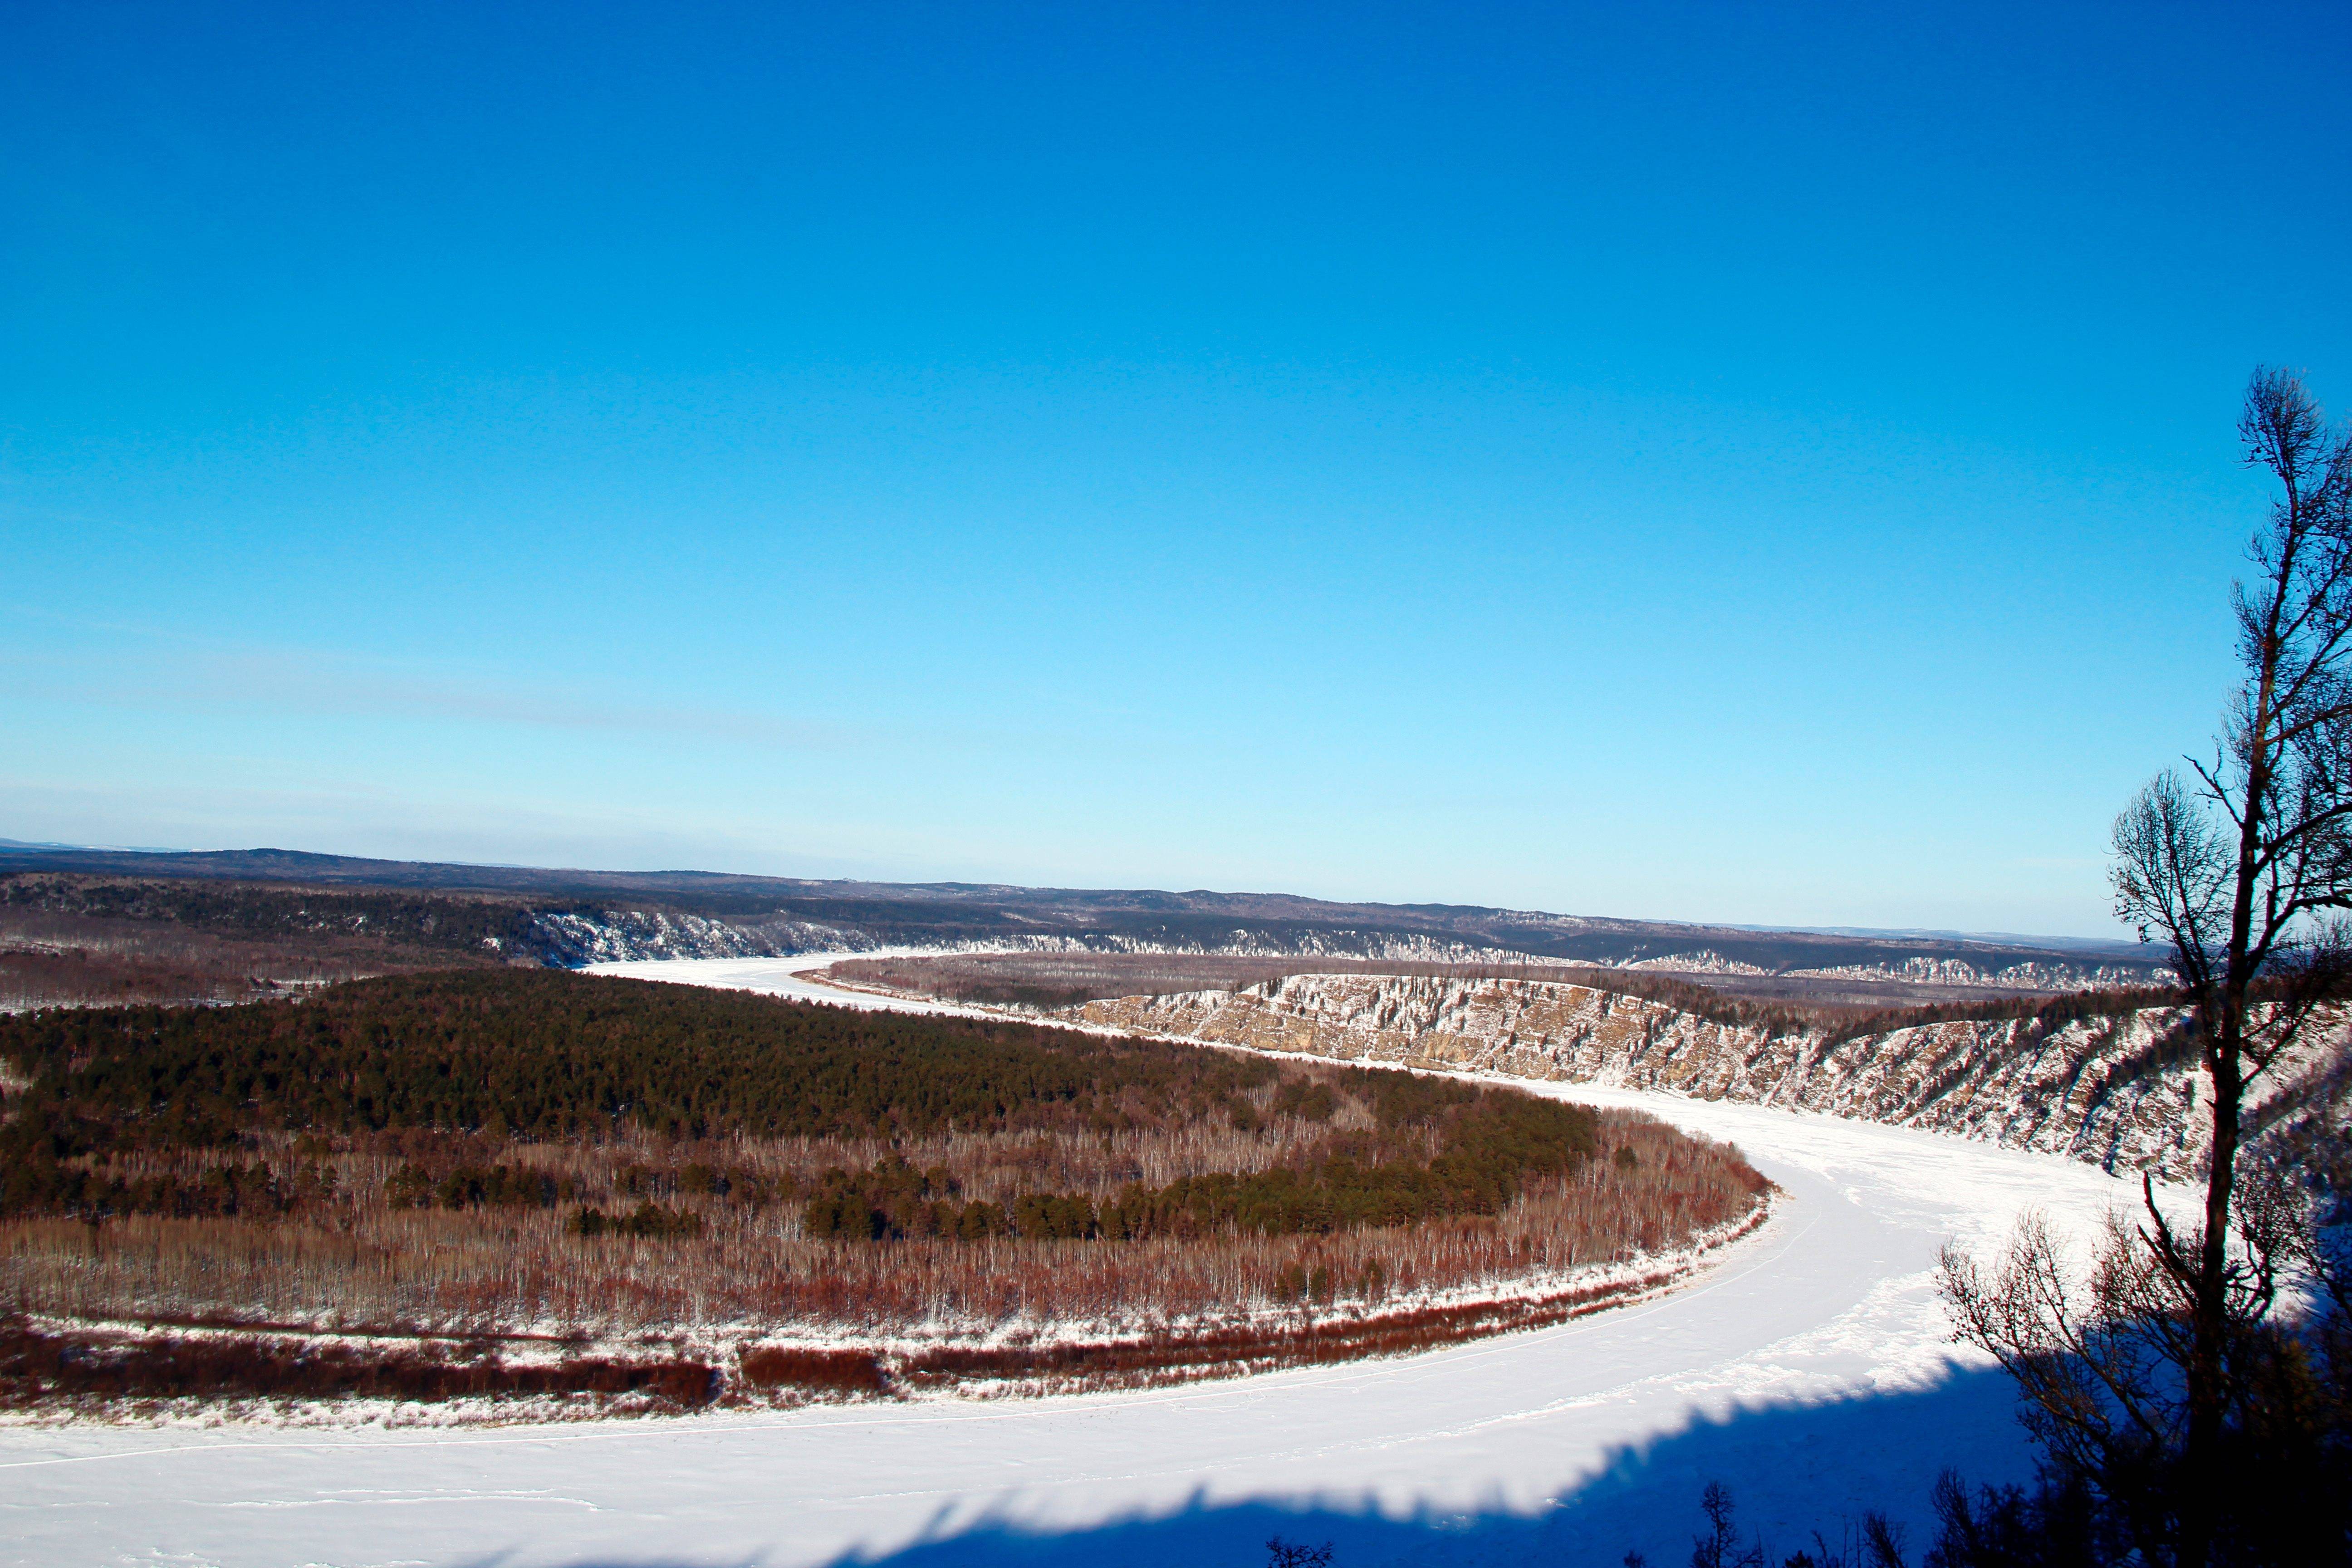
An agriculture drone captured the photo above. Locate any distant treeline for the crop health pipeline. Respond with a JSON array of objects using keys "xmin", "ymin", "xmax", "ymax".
[
  {"xmin": 1542, "ymin": 969, "xmax": 2183, "ymax": 1041},
  {"xmin": 1813, "ymin": 983, "xmax": 2186, "ymax": 1043},
  {"xmin": 1, "ymin": 873, "xmax": 537, "ymax": 956}
]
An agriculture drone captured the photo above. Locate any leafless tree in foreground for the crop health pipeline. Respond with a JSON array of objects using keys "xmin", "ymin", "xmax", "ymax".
[{"xmin": 1943, "ymin": 368, "xmax": 2352, "ymax": 1567}]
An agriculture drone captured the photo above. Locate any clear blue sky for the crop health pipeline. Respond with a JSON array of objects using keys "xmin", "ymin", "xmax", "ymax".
[{"xmin": 5, "ymin": 2, "xmax": 2348, "ymax": 936}]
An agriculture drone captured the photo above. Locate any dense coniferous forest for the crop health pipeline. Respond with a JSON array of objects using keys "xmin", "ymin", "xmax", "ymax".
[{"xmin": 0, "ymin": 969, "xmax": 1288, "ymax": 1148}]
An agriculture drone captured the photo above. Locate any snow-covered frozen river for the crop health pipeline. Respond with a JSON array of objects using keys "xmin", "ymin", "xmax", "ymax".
[{"xmin": 0, "ymin": 956, "xmax": 2154, "ymax": 1568}]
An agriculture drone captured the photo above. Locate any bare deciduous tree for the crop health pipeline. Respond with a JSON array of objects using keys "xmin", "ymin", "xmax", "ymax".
[
  {"xmin": 1945, "ymin": 367, "xmax": 2352, "ymax": 1567},
  {"xmin": 1264, "ymin": 1537, "xmax": 1334, "ymax": 1568}
]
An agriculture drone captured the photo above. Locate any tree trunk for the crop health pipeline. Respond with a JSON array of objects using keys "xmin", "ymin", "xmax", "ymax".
[
  {"xmin": 2183, "ymin": 672, "xmax": 2271, "ymax": 1568},
  {"xmin": 2183, "ymin": 1019, "xmax": 2241, "ymax": 1568}
]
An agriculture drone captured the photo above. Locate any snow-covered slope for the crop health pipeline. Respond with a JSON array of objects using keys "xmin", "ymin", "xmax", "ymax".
[{"xmin": 1080, "ymin": 975, "xmax": 2349, "ymax": 1181}]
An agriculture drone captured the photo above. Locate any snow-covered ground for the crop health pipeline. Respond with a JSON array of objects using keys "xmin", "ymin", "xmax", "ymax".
[
  {"xmin": 587, "ymin": 949, "xmax": 996, "ymax": 1015},
  {"xmin": 0, "ymin": 956, "xmax": 2164, "ymax": 1568}
]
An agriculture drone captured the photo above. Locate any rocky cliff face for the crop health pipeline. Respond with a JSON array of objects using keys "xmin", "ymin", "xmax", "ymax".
[
  {"xmin": 1078, "ymin": 975, "xmax": 2349, "ymax": 1180},
  {"xmin": 521, "ymin": 910, "xmax": 874, "ymax": 965}
]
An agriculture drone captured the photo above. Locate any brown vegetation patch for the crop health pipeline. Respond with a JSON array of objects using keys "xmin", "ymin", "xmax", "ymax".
[
  {"xmin": 0, "ymin": 1202, "xmax": 1769, "ymax": 1414},
  {"xmin": 891, "ymin": 1230, "xmax": 1762, "ymax": 1392},
  {"xmin": 736, "ymin": 1346, "xmax": 891, "ymax": 1396},
  {"xmin": 0, "ymin": 1109, "xmax": 1761, "ymax": 1341},
  {"xmin": 0, "ymin": 1315, "xmax": 718, "ymax": 1410}
]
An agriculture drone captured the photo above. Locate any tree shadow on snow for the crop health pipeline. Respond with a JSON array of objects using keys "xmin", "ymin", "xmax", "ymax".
[{"xmin": 528, "ymin": 1362, "xmax": 2032, "ymax": 1568}]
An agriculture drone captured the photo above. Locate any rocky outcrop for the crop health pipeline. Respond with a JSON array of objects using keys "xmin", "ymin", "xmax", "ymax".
[
  {"xmin": 521, "ymin": 910, "xmax": 874, "ymax": 965},
  {"xmin": 1079, "ymin": 975, "xmax": 2348, "ymax": 1180}
]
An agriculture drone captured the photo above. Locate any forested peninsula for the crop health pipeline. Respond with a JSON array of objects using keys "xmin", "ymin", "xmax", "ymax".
[{"xmin": 0, "ymin": 971, "xmax": 1768, "ymax": 1414}]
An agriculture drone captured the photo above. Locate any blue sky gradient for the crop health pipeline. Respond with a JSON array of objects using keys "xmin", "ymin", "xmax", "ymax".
[{"xmin": 5, "ymin": 1, "xmax": 2348, "ymax": 934}]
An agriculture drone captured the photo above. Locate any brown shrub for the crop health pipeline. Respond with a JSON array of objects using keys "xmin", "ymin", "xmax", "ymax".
[
  {"xmin": 737, "ymin": 1346, "xmax": 890, "ymax": 1395},
  {"xmin": 0, "ymin": 1316, "xmax": 715, "ymax": 1407},
  {"xmin": 0, "ymin": 1108, "xmax": 1765, "ymax": 1342}
]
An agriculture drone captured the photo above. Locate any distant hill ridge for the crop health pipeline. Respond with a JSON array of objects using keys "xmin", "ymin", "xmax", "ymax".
[{"xmin": 0, "ymin": 839, "xmax": 2159, "ymax": 983}]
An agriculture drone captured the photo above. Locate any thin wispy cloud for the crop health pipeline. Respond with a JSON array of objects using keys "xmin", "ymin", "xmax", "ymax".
[{"xmin": 0, "ymin": 627, "xmax": 1030, "ymax": 757}]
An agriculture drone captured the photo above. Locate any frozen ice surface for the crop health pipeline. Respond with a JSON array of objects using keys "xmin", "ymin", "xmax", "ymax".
[{"xmin": 0, "ymin": 957, "xmax": 2159, "ymax": 1568}]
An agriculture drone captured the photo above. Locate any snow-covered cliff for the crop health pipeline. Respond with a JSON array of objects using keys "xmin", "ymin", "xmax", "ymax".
[
  {"xmin": 519, "ymin": 912, "xmax": 1562, "ymax": 968},
  {"xmin": 1078, "ymin": 975, "xmax": 2348, "ymax": 1181},
  {"xmin": 518, "ymin": 909, "xmax": 876, "ymax": 965}
]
